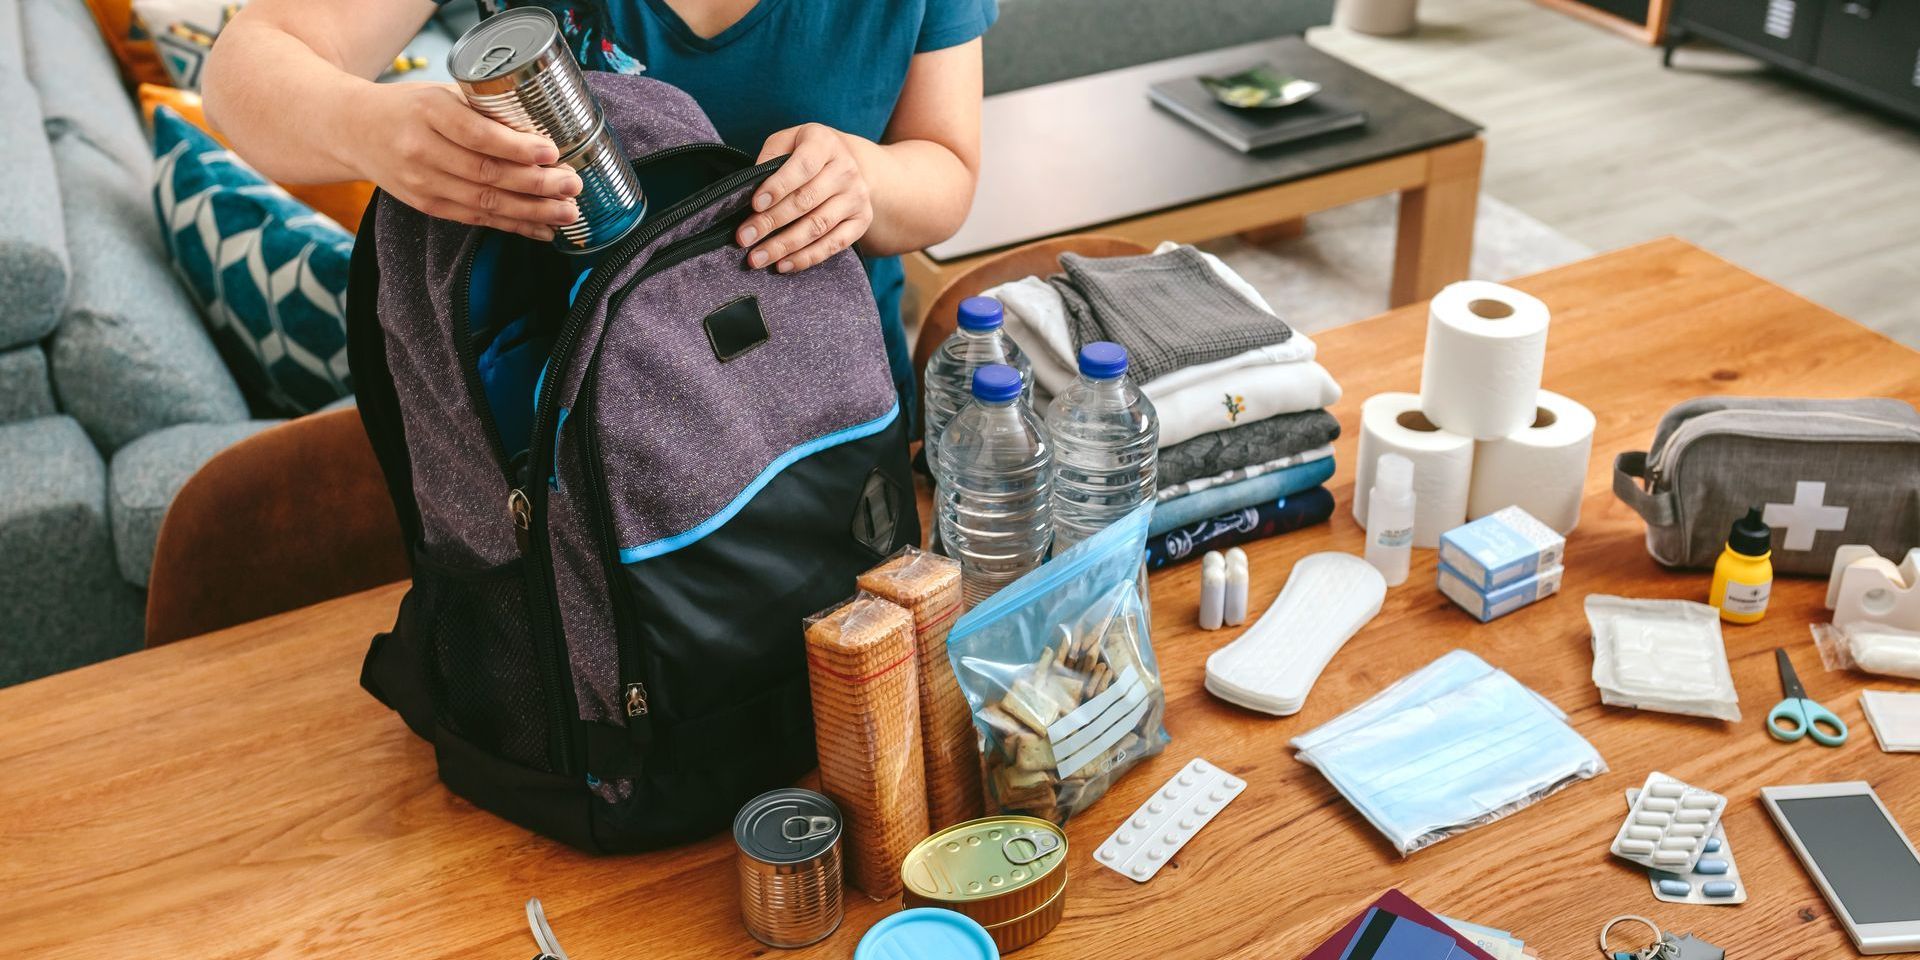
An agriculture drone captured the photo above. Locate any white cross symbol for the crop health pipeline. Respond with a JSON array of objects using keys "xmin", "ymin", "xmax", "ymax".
[{"xmin": 1763, "ymin": 480, "xmax": 1850, "ymax": 551}]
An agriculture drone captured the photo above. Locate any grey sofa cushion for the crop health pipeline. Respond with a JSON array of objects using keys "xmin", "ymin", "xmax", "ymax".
[
  {"xmin": 47, "ymin": 135, "xmax": 248, "ymax": 451},
  {"xmin": 0, "ymin": 346, "xmax": 56, "ymax": 423},
  {"xmin": 0, "ymin": 416, "xmax": 144, "ymax": 686},
  {"xmin": 20, "ymin": 0, "xmax": 152, "ymax": 177},
  {"xmin": 109, "ymin": 419, "xmax": 281, "ymax": 587},
  {"xmin": 0, "ymin": 69, "xmax": 68, "ymax": 350},
  {"xmin": 984, "ymin": 0, "xmax": 1336, "ymax": 94}
]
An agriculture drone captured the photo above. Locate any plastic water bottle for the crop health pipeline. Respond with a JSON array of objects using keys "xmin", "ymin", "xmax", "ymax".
[
  {"xmin": 923, "ymin": 296, "xmax": 1031, "ymax": 479},
  {"xmin": 1046, "ymin": 342, "xmax": 1159, "ymax": 554},
  {"xmin": 937, "ymin": 364, "xmax": 1053, "ymax": 607}
]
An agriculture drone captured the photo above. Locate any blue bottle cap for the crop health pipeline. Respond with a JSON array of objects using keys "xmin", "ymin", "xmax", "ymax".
[
  {"xmin": 971, "ymin": 364, "xmax": 1022, "ymax": 403},
  {"xmin": 1077, "ymin": 341, "xmax": 1128, "ymax": 379},
  {"xmin": 957, "ymin": 296, "xmax": 1004, "ymax": 331},
  {"xmin": 853, "ymin": 908, "xmax": 1000, "ymax": 960}
]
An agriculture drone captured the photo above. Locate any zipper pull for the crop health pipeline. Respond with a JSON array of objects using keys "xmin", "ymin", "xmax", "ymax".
[
  {"xmin": 624, "ymin": 682, "xmax": 649, "ymax": 717},
  {"xmin": 508, "ymin": 487, "xmax": 532, "ymax": 554}
]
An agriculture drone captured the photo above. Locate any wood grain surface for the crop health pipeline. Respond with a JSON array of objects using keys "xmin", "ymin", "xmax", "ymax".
[{"xmin": 5, "ymin": 238, "xmax": 1918, "ymax": 960}]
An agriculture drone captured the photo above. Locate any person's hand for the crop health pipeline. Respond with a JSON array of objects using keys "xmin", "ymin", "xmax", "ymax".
[
  {"xmin": 736, "ymin": 123, "xmax": 874, "ymax": 273},
  {"xmin": 347, "ymin": 83, "xmax": 582, "ymax": 241}
]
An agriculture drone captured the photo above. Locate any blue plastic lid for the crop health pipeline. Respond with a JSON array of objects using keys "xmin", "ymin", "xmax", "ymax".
[
  {"xmin": 1078, "ymin": 341, "xmax": 1128, "ymax": 379},
  {"xmin": 956, "ymin": 296, "xmax": 1004, "ymax": 331},
  {"xmin": 971, "ymin": 364, "xmax": 1022, "ymax": 403},
  {"xmin": 853, "ymin": 909, "xmax": 1000, "ymax": 960}
]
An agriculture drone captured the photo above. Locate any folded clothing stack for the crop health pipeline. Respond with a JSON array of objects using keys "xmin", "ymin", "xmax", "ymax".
[{"xmin": 988, "ymin": 244, "xmax": 1343, "ymax": 566}]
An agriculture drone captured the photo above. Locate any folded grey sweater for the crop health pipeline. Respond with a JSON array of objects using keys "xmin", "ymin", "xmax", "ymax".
[
  {"xmin": 1157, "ymin": 408, "xmax": 1341, "ymax": 488},
  {"xmin": 1047, "ymin": 245, "xmax": 1291, "ymax": 384}
]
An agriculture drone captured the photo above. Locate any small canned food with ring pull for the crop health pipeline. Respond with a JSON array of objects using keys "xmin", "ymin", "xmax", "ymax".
[
  {"xmin": 902, "ymin": 815, "xmax": 1068, "ymax": 953},
  {"xmin": 734, "ymin": 788, "xmax": 845, "ymax": 948}
]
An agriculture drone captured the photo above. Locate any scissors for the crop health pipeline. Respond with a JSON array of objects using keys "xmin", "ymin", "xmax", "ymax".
[{"xmin": 1767, "ymin": 647, "xmax": 1848, "ymax": 746}]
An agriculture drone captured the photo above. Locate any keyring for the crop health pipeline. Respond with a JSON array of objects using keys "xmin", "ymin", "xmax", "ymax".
[{"xmin": 1599, "ymin": 914, "xmax": 1662, "ymax": 959}]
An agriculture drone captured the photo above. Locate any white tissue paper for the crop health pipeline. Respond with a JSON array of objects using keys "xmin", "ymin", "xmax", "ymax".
[
  {"xmin": 1354, "ymin": 392, "xmax": 1473, "ymax": 548},
  {"xmin": 1418, "ymin": 281, "xmax": 1551, "ymax": 440},
  {"xmin": 1467, "ymin": 389, "xmax": 1595, "ymax": 534}
]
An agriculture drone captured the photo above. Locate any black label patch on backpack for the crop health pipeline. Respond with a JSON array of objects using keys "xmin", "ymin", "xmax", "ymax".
[
  {"xmin": 703, "ymin": 295, "xmax": 769, "ymax": 362},
  {"xmin": 850, "ymin": 468, "xmax": 901, "ymax": 554}
]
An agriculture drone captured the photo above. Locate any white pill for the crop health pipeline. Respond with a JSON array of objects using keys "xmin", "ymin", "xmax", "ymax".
[
  {"xmin": 1116, "ymin": 834, "xmax": 1133, "ymax": 845},
  {"xmin": 1627, "ymin": 826, "xmax": 1662, "ymax": 840},
  {"xmin": 1147, "ymin": 801, "xmax": 1165, "ymax": 814},
  {"xmin": 1099, "ymin": 848, "xmax": 1116, "ymax": 861},
  {"xmin": 1195, "ymin": 805, "xmax": 1213, "ymax": 817},
  {"xmin": 1223, "ymin": 778, "xmax": 1242, "ymax": 790},
  {"xmin": 1618, "ymin": 839, "xmax": 1656, "ymax": 854},
  {"xmin": 1649, "ymin": 781, "xmax": 1686, "ymax": 798},
  {"xmin": 1209, "ymin": 789, "xmax": 1228, "ymax": 803},
  {"xmin": 1635, "ymin": 812, "xmax": 1672, "ymax": 827},
  {"xmin": 1179, "ymin": 817, "xmax": 1196, "ymax": 830},
  {"xmin": 1670, "ymin": 824, "xmax": 1707, "ymax": 837},
  {"xmin": 1148, "ymin": 849, "xmax": 1165, "ymax": 861},
  {"xmin": 1163, "ymin": 788, "xmax": 1180, "ymax": 799},
  {"xmin": 1641, "ymin": 798, "xmax": 1678, "ymax": 812},
  {"xmin": 1681, "ymin": 795, "xmax": 1720, "ymax": 809},
  {"xmin": 1132, "ymin": 863, "xmax": 1150, "ymax": 877},
  {"xmin": 1132, "ymin": 816, "xmax": 1149, "ymax": 829},
  {"xmin": 1659, "ymin": 837, "xmax": 1697, "ymax": 850},
  {"xmin": 1653, "ymin": 851, "xmax": 1691, "ymax": 865},
  {"xmin": 1163, "ymin": 833, "xmax": 1180, "ymax": 845},
  {"xmin": 1178, "ymin": 773, "xmax": 1195, "ymax": 787},
  {"xmin": 1676, "ymin": 809, "xmax": 1712, "ymax": 823}
]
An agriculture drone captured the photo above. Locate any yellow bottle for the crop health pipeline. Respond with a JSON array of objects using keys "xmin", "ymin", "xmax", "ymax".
[{"xmin": 1710, "ymin": 507, "xmax": 1773, "ymax": 624}]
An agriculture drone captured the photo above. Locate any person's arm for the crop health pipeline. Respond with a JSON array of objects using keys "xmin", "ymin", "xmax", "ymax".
[
  {"xmin": 201, "ymin": 0, "xmax": 580, "ymax": 240},
  {"xmin": 736, "ymin": 38, "xmax": 983, "ymax": 272}
]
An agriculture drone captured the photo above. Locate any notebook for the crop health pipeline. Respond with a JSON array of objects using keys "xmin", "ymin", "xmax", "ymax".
[
  {"xmin": 1305, "ymin": 890, "xmax": 1499, "ymax": 960},
  {"xmin": 1147, "ymin": 76, "xmax": 1367, "ymax": 153}
]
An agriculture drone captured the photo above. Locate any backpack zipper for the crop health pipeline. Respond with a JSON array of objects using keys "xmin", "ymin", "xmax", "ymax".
[
  {"xmin": 1648, "ymin": 409, "xmax": 1920, "ymax": 482},
  {"xmin": 520, "ymin": 148, "xmax": 778, "ymax": 760}
]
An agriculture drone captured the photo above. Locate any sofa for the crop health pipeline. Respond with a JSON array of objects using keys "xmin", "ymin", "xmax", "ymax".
[{"xmin": 0, "ymin": 0, "xmax": 1330, "ymax": 687}]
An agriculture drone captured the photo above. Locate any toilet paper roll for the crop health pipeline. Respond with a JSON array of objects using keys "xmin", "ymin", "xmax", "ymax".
[
  {"xmin": 1467, "ymin": 390, "xmax": 1596, "ymax": 535},
  {"xmin": 1418, "ymin": 281, "xmax": 1551, "ymax": 440},
  {"xmin": 1353, "ymin": 392, "xmax": 1474, "ymax": 548}
]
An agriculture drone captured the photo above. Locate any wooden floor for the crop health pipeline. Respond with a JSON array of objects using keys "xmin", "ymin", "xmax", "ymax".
[{"xmin": 1311, "ymin": 0, "xmax": 1920, "ymax": 345}]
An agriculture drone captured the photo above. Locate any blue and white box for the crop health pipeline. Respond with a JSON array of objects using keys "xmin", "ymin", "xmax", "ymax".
[
  {"xmin": 1437, "ymin": 506, "xmax": 1565, "ymax": 592},
  {"xmin": 1438, "ymin": 563, "xmax": 1564, "ymax": 622}
]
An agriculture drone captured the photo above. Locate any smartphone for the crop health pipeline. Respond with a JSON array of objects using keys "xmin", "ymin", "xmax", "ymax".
[{"xmin": 1761, "ymin": 782, "xmax": 1920, "ymax": 955}]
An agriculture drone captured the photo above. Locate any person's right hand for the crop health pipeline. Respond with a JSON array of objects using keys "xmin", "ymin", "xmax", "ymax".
[{"xmin": 348, "ymin": 82, "xmax": 581, "ymax": 241}]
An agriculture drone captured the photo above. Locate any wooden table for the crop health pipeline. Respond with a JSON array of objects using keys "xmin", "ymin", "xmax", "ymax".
[
  {"xmin": 7, "ymin": 239, "xmax": 1918, "ymax": 960},
  {"xmin": 903, "ymin": 38, "xmax": 1485, "ymax": 319}
]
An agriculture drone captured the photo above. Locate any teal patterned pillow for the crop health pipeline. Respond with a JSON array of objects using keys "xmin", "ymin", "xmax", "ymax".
[{"xmin": 151, "ymin": 106, "xmax": 353, "ymax": 414}]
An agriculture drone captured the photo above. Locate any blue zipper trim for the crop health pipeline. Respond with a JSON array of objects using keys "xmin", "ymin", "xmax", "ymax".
[
  {"xmin": 618, "ymin": 402, "xmax": 900, "ymax": 564},
  {"xmin": 949, "ymin": 500, "xmax": 1155, "ymax": 643}
]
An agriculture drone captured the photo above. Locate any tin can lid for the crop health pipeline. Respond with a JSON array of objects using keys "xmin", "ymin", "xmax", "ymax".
[
  {"xmin": 450, "ymin": 7, "xmax": 562, "ymax": 82},
  {"xmin": 734, "ymin": 788, "xmax": 842, "ymax": 864},
  {"xmin": 854, "ymin": 908, "xmax": 999, "ymax": 960},
  {"xmin": 903, "ymin": 816, "xmax": 1067, "ymax": 905}
]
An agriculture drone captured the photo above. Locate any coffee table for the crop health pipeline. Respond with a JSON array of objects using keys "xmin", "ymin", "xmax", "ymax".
[
  {"xmin": 904, "ymin": 37, "xmax": 1486, "ymax": 319},
  {"xmin": 7, "ymin": 240, "xmax": 1918, "ymax": 959}
]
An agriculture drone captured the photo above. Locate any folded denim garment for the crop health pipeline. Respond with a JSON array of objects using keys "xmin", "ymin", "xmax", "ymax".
[
  {"xmin": 1157, "ymin": 444, "xmax": 1334, "ymax": 503},
  {"xmin": 1149, "ymin": 456, "xmax": 1337, "ymax": 536},
  {"xmin": 1145, "ymin": 486, "xmax": 1335, "ymax": 570},
  {"xmin": 1158, "ymin": 410, "xmax": 1341, "ymax": 487}
]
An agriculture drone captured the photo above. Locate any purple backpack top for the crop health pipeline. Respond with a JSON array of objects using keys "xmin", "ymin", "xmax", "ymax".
[{"xmin": 346, "ymin": 74, "xmax": 918, "ymax": 851}]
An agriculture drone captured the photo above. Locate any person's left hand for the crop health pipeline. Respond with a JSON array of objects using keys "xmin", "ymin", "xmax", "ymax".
[{"xmin": 736, "ymin": 123, "xmax": 873, "ymax": 273}]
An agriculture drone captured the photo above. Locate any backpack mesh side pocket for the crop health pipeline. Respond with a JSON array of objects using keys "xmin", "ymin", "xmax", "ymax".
[{"xmin": 410, "ymin": 552, "xmax": 552, "ymax": 771}]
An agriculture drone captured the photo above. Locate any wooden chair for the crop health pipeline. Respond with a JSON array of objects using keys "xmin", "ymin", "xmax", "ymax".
[
  {"xmin": 145, "ymin": 407, "xmax": 408, "ymax": 646},
  {"xmin": 909, "ymin": 234, "xmax": 1152, "ymax": 437}
]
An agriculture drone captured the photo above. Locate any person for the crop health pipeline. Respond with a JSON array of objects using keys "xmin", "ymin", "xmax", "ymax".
[{"xmin": 202, "ymin": 0, "xmax": 995, "ymax": 423}]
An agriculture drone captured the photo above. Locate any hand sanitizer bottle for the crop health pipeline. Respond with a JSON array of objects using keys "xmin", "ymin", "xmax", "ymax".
[{"xmin": 1365, "ymin": 453, "xmax": 1415, "ymax": 586}]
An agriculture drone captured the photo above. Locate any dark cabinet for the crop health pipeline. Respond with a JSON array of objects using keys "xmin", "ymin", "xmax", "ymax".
[{"xmin": 1670, "ymin": 0, "xmax": 1920, "ymax": 122}]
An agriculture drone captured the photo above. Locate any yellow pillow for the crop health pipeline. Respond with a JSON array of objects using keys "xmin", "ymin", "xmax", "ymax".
[
  {"xmin": 81, "ymin": 0, "xmax": 173, "ymax": 88},
  {"xmin": 138, "ymin": 84, "xmax": 375, "ymax": 233}
]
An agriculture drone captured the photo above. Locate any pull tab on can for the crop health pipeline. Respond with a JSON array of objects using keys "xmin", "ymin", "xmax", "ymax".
[{"xmin": 783, "ymin": 815, "xmax": 837, "ymax": 843}]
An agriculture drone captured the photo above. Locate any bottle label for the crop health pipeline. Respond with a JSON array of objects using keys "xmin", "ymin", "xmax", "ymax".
[
  {"xmin": 1376, "ymin": 527, "xmax": 1413, "ymax": 548},
  {"xmin": 1722, "ymin": 580, "xmax": 1770, "ymax": 615}
]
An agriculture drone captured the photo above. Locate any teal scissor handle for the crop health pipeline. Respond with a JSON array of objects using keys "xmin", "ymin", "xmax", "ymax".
[{"xmin": 1768, "ymin": 697, "xmax": 1849, "ymax": 746}]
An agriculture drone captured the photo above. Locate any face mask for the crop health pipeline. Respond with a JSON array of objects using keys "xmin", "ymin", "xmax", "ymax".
[{"xmin": 1291, "ymin": 650, "xmax": 1608, "ymax": 856}]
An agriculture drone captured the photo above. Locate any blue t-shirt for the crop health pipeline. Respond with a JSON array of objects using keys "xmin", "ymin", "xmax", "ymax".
[{"xmin": 465, "ymin": 0, "xmax": 996, "ymax": 416}]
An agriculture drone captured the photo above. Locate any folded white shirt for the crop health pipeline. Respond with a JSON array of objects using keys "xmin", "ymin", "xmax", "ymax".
[{"xmin": 1153, "ymin": 359, "xmax": 1342, "ymax": 448}]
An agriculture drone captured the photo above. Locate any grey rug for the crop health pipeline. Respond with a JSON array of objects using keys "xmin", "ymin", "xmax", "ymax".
[{"xmin": 1202, "ymin": 193, "xmax": 1593, "ymax": 334}]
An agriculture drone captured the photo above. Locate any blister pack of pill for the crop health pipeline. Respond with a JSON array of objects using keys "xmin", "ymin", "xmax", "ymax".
[
  {"xmin": 1609, "ymin": 772, "xmax": 1726, "ymax": 874},
  {"xmin": 1625, "ymin": 788, "xmax": 1747, "ymax": 905},
  {"xmin": 1094, "ymin": 757, "xmax": 1245, "ymax": 882}
]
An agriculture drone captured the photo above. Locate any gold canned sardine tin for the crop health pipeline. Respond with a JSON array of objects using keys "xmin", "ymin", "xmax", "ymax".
[{"xmin": 901, "ymin": 816, "xmax": 1068, "ymax": 953}]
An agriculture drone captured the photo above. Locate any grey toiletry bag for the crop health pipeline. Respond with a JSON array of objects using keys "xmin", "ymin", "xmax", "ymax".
[{"xmin": 1613, "ymin": 397, "xmax": 1920, "ymax": 575}]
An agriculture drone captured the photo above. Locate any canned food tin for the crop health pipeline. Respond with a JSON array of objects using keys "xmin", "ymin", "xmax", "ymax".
[
  {"xmin": 735, "ymin": 788, "xmax": 845, "ymax": 949},
  {"xmin": 983, "ymin": 878, "xmax": 1067, "ymax": 954},
  {"xmin": 551, "ymin": 115, "xmax": 646, "ymax": 254},
  {"xmin": 449, "ymin": 7, "xmax": 599, "ymax": 154},
  {"xmin": 901, "ymin": 816, "xmax": 1067, "ymax": 929}
]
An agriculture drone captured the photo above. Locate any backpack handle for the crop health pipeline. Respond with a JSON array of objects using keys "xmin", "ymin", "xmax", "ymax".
[{"xmin": 1612, "ymin": 451, "xmax": 1676, "ymax": 526}]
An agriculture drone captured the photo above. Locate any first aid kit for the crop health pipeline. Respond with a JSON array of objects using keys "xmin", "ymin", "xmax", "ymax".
[
  {"xmin": 348, "ymin": 72, "xmax": 917, "ymax": 851},
  {"xmin": 1609, "ymin": 772, "xmax": 1727, "ymax": 874},
  {"xmin": 1613, "ymin": 396, "xmax": 1920, "ymax": 574},
  {"xmin": 1586, "ymin": 595, "xmax": 1742, "ymax": 722}
]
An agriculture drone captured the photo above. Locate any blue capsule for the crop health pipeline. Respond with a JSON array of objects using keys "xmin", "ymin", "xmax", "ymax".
[
  {"xmin": 1657, "ymin": 879, "xmax": 1692, "ymax": 896},
  {"xmin": 1695, "ymin": 859, "xmax": 1730, "ymax": 875},
  {"xmin": 1703, "ymin": 881, "xmax": 1738, "ymax": 897},
  {"xmin": 1703, "ymin": 837, "xmax": 1722, "ymax": 853}
]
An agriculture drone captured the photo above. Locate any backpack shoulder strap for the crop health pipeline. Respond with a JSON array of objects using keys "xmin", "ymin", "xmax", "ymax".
[{"xmin": 346, "ymin": 194, "xmax": 424, "ymax": 554}]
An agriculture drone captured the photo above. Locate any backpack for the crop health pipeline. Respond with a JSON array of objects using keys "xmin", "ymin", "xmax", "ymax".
[{"xmin": 345, "ymin": 73, "xmax": 919, "ymax": 852}]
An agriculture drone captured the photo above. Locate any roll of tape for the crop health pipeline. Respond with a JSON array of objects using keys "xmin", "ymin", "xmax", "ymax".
[
  {"xmin": 1418, "ymin": 281, "xmax": 1551, "ymax": 440},
  {"xmin": 1354, "ymin": 392, "xmax": 1474, "ymax": 548},
  {"xmin": 1468, "ymin": 389, "xmax": 1596, "ymax": 534}
]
